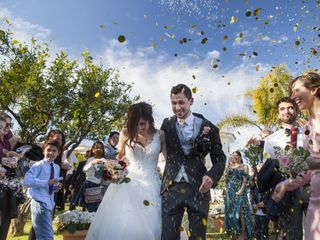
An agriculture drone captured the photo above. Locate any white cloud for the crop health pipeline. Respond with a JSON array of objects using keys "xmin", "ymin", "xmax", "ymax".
[
  {"xmin": 206, "ymin": 50, "xmax": 220, "ymax": 60},
  {"xmin": 98, "ymin": 40, "xmax": 270, "ymax": 130},
  {"xmin": 0, "ymin": 7, "xmax": 51, "ymax": 44}
]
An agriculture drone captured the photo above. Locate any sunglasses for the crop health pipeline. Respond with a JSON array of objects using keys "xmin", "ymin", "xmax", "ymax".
[{"xmin": 6, "ymin": 123, "xmax": 13, "ymax": 128}]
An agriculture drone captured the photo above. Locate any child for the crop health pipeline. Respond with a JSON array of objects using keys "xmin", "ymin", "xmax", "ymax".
[
  {"xmin": 83, "ymin": 141, "xmax": 106, "ymax": 212},
  {"xmin": 24, "ymin": 139, "xmax": 62, "ymax": 240}
]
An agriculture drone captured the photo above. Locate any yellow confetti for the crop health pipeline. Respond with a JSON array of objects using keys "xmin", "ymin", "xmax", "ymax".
[
  {"xmin": 192, "ymin": 87, "xmax": 198, "ymax": 94},
  {"xmin": 187, "ymin": 229, "xmax": 191, "ymax": 237},
  {"xmin": 230, "ymin": 16, "xmax": 236, "ymax": 24},
  {"xmin": 220, "ymin": 227, "xmax": 223, "ymax": 233},
  {"xmin": 235, "ymin": 37, "xmax": 241, "ymax": 42},
  {"xmin": 169, "ymin": 180, "xmax": 173, "ymax": 186},
  {"xmin": 95, "ymin": 92, "xmax": 100, "ymax": 98},
  {"xmin": 180, "ymin": 188, "xmax": 186, "ymax": 193},
  {"xmin": 143, "ymin": 200, "xmax": 150, "ymax": 206},
  {"xmin": 256, "ymin": 65, "xmax": 260, "ymax": 71},
  {"xmin": 202, "ymin": 218, "xmax": 207, "ymax": 226},
  {"xmin": 179, "ymin": 226, "xmax": 184, "ymax": 232}
]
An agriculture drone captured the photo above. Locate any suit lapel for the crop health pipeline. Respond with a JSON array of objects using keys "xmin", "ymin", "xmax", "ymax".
[
  {"xmin": 169, "ymin": 116, "xmax": 185, "ymax": 153},
  {"xmin": 193, "ymin": 114, "xmax": 204, "ymax": 140}
]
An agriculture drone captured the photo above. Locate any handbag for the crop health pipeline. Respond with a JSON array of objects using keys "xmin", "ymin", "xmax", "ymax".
[{"xmin": 84, "ymin": 186, "xmax": 103, "ymax": 203}]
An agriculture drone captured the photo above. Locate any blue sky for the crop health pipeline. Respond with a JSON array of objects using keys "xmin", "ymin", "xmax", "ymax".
[{"xmin": 1, "ymin": 0, "xmax": 319, "ymax": 147}]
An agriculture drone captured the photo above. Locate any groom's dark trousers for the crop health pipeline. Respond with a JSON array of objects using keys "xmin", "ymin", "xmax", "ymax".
[{"xmin": 160, "ymin": 113, "xmax": 226, "ymax": 240}]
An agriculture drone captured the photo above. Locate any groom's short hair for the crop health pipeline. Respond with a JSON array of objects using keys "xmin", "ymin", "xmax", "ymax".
[{"xmin": 171, "ymin": 84, "xmax": 192, "ymax": 99}]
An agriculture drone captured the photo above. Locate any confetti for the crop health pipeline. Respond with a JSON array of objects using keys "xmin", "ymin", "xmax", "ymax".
[{"xmin": 118, "ymin": 35, "xmax": 126, "ymax": 43}]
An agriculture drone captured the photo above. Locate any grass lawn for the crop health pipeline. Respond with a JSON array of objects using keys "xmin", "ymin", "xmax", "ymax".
[
  {"xmin": 7, "ymin": 220, "xmax": 62, "ymax": 240},
  {"xmin": 7, "ymin": 203, "xmax": 231, "ymax": 240}
]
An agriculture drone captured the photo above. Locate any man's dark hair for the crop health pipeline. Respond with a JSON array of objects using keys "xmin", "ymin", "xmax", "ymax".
[
  {"xmin": 170, "ymin": 84, "xmax": 192, "ymax": 100},
  {"xmin": 109, "ymin": 131, "xmax": 119, "ymax": 139},
  {"xmin": 276, "ymin": 97, "xmax": 299, "ymax": 112}
]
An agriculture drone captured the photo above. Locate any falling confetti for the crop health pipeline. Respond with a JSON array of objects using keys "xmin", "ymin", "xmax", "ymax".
[
  {"xmin": 192, "ymin": 87, "xmax": 198, "ymax": 93},
  {"xmin": 118, "ymin": 35, "xmax": 126, "ymax": 43}
]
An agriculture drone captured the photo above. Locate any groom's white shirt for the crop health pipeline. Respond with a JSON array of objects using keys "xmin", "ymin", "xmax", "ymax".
[{"xmin": 174, "ymin": 113, "xmax": 195, "ymax": 183}]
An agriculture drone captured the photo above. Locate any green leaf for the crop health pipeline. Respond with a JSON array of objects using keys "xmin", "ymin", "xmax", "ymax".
[
  {"xmin": 12, "ymin": 39, "xmax": 19, "ymax": 45},
  {"xmin": 4, "ymin": 17, "xmax": 10, "ymax": 25}
]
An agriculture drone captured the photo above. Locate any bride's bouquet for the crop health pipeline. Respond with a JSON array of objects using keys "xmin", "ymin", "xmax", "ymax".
[
  {"xmin": 274, "ymin": 145, "xmax": 310, "ymax": 178},
  {"xmin": 103, "ymin": 157, "xmax": 130, "ymax": 184}
]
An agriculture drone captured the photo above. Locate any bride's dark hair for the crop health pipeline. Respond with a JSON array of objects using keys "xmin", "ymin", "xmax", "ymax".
[{"xmin": 126, "ymin": 102, "xmax": 156, "ymax": 147}]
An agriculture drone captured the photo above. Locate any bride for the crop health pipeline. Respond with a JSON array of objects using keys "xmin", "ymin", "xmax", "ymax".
[{"xmin": 86, "ymin": 102, "xmax": 166, "ymax": 240}]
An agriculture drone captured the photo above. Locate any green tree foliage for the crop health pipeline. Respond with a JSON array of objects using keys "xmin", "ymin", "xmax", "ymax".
[
  {"xmin": 218, "ymin": 64, "xmax": 292, "ymax": 131},
  {"xmin": 244, "ymin": 64, "xmax": 292, "ymax": 128},
  {"xmin": 0, "ymin": 26, "xmax": 137, "ymax": 148}
]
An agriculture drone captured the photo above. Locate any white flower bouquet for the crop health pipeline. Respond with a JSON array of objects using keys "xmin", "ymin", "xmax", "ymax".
[{"xmin": 54, "ymin": 210, "xmax": 95, "ymax": 234}]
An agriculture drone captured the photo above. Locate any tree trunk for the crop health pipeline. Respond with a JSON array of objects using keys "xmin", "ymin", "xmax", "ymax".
[{"xmin": 10, "ymin": 198, "xmax": 31, "ymax": 236}]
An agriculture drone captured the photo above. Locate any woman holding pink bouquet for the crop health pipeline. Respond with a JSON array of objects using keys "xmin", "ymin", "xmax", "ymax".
[
  {"xmin": 86, "ymin": 102, "xmax": 167, "ymax": 240},
  {"xmin": 273, "ymin": 72, "xmax": 320, "ymax": 240}
]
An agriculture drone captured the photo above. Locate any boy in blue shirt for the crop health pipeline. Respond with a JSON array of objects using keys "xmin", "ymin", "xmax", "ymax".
[{"xmin": 24, "ymin": 139, "xmax": 62, "ymax": 240}]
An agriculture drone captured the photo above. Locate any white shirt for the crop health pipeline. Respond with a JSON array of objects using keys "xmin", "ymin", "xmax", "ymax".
[{"xmin": 263, "ymin": 127, "xmax": 303, "ymax": 161}]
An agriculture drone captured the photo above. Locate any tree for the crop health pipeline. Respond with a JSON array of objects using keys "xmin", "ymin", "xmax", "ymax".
[
  {"xmin": 0, "ymin": 26, "xmax": 137, "ymax": 147},
  {"xmin": 244, "ymin": 64, "xmax": 292, "ymax": 128},
  {"xmin": 218, "ymin": 64, "xmax": 292, "ymax": 130},
  {"xmin": 0, "ymin": 24, "xmax": 138, "ymax": 235}
]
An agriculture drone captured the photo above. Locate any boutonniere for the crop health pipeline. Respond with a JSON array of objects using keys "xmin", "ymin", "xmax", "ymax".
[{"xmin": 201, "ymin": 126, "xmax": 211, "ymax": 136}]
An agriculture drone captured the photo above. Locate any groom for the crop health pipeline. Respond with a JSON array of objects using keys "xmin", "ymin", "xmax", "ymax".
[{"xmin": 161, "ymin": 84, "xmax": 226, "ymax": 240}]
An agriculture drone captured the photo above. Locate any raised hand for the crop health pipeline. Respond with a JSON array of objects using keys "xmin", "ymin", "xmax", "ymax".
[{"xmin": 272, "ymin": 182, "xmax": 286, "ymax": 202}]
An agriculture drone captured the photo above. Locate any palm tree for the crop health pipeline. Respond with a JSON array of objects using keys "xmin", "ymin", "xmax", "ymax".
[{"xmin": 218, "ymin": 64, "xmax": 292, "ymax": 130}]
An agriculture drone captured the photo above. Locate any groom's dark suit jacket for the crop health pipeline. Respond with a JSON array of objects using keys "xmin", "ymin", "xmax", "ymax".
[{"xmin": 160, "ymin": 113, "xmax": 226, "ymax": 199}]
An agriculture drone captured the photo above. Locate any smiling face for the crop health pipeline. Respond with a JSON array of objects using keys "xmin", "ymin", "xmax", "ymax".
[
  {"xmin": 291, "ymin": 79, "xmax": 317, "ymax": 110},
  {"xmin": 43, "ymin": 144, "xmax": 60, "ymax": 161},
  {"xmin": 230, "ymin": 152, "xmax": 241, "ymax": 165},
  {"xmin": 278, "ymin": 101, "xmax": 298, "ymax": 124},
  {"xmin": 92, "ymin": 142, "xmax": 104, "ymax": 158},
  {"xmin": 170, "ymin": 92, "xmax": 193, "ymax": 119}
]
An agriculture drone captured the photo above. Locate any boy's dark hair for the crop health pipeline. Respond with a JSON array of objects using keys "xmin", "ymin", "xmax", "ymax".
[
  {"xmin": 170, "ymin": 84, "xmax": 192, "ymax": 99},
  {"xmin": 276, "ymin": 97, "xmax": 299, "ymax": 112},
  {"xmin": 42, "ymin": 139, "xmax": 61, "ymax": 151},
  {"xmin": 109, "ymin": 131, "xmax": 119, "ymax": 139}
]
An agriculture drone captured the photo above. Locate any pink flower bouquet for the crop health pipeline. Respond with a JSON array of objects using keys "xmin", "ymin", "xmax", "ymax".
[
  {"xmin": 102, "ymin": 157, "xmax": 130, "ymax": 184},
  {"xmin": 274, "ymin": 145, "xmax": 309, "ymax": 178}
]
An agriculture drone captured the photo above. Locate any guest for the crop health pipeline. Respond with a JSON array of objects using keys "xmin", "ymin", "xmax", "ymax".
[
  {"xmin": 258, "ymin": 97, "xmax": 308, "ymax": 240},
  {"xmin": 251, "ymin": 173, "xmax": 270, "ymax": 240},
  {"xmin": 69, "ymin": 150, "xmax": 90, "ymax": 210},
  {"xmin": 104, "ymin": 131, "xmax": 119, "ymax": 159},
  {"xmin": 24, "ymin": 139, "xmax": 62, "ymax": 240},
  {"xmin": 45, "ymin": 129, "xmax": 71, "ymax": 211},
  {"xmin": 224, "ymin": 151, "xmax": 253, "ymax": 240},
  {"xmin": 0, "ymin": 115, "xmax": 22, "ymax": 240},
  {"xmin": 273, "ymin": 72, "xmax": 320, "ymax": 240},
  {"xmin": 83, "ymin": 141, "xmax": 106, "ymax": 212}
]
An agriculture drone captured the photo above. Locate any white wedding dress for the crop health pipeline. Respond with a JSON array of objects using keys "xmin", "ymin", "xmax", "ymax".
[{"xmin": 86, "ymin": 131, "xmax": 161, "ymax": 240}]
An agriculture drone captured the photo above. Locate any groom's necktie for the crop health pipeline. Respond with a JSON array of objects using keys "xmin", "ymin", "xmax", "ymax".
[
  {"xmin": 177, "ymin": 119, "xmax": 187, "ymax": 140},
  {"xmin": 48, "ymin": 163, "xmax": 54, "ymax": 195}
]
